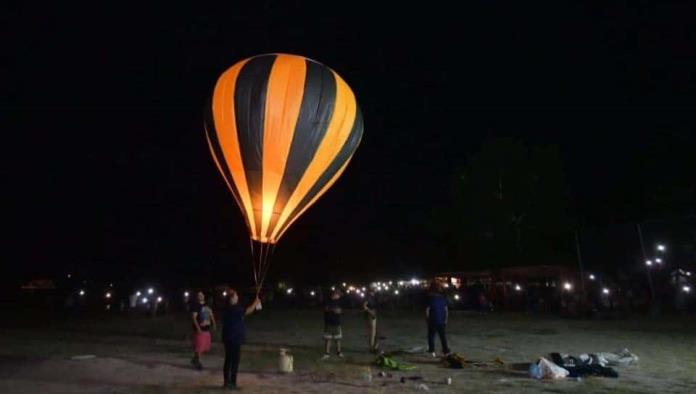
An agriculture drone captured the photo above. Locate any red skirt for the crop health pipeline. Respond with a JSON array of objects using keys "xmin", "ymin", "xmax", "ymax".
[{"xmin": 192, "ymin": 331, "xmax": 211, "ymax": 353}]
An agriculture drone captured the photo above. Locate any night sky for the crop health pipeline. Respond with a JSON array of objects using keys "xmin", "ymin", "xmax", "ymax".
[{"xmin": 4, "ymin": 2, "xmax": 695, "ymax": 285}]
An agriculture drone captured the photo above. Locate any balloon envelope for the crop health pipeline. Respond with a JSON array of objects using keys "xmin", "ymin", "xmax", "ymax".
[{"xmin": 206, "ymin": 54, "xmax": 363, "ymax": 244}]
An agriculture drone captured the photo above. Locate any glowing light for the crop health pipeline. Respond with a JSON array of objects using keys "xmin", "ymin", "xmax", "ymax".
[
  {"xmin": 563, "ymin": 282, "xmax": 573, "ymax": 291},
  {"xmin": 645, "ymin": 260, "xmax": 653, "ymax": 266},
  {"xmin": 310, "ymin": 291, "xmax": 315, "ymax": 296},
  {"xmin": 398, "ymin": 281, "xmax": 404, "ymax": 286},
  {"xmin": 287, "ymin": 288, "xmax": 293, "ymax": 295},
  {"xmin": 331, "ymin": 286, "xmax": 335, "ymax": 291},
  {"xmin": 109, "ymin": 283, "xmax": 113, "ymax": 287},
  {"xmin": 687, "ymin": 272, "xmax": 692, "ymax": 277},
  {"xmin": 105, "ymin": 292, "xmax": 111, "ymax": 299},
  {"xmin": 136, "ymin": 291, "xmax": 141, "ymax": 297},
  {"xmin": 602, "ymin": 288, "xmax": 610, "ymax": 295},
  {"xmin": 67, "ymin": 274, "xmax": 72, "ymax": 278},
  {"xmin": 148, "ymin": 288, "xmax": 154, "ymax": 295},
  {"xmin": 454, "ymin": 294, "xmax": 460, "ymax": 300},
  {"xmin": 394, "ymin": 290, "xmax": 399, "ymax": 295},
  {"xmin": 657, "ymin": 244, "xmax": 666, "ymax": 252},
  {"xmin": 411, "ymin": 278, "xmax": 419, "ymax": 286},
  {"xmin": 342, "ymin": 282, "xmax": 347, "ymax": 287},
  {"xmin": 389, "ymin": 281, "xmax": 393, "ymax": 285},
  {"xmin": 588, "ymin": 274, "xmax": 595, "ymax": 280},
  {"xmin": 79, "ymin": 290, "xmax": 85, "ymax": 296},
  {"xmin": 142, "ymin": 297, "xmax": 148, "ymax": 303},
  {"xmin": 362, "ymin": 287, "xmax": 366, "ymax": 292},
  {"xmin": 184, "ymin": 291, "xmax": 189, "ymax": 297},
  {"xmin": 655, "ymin": 258, "xmax": 662, "ymax": 263},
  {"xmin": 443, "ymin": 283, "xmax": 450, "ymax": 288},
  {"xmin": 348, "ymin": 286, "xmax": 355, "ymax": 292},
  {"xmin": 157, "ymin": 297, "xmax": 162, "ymax": 303},
  {"xmin": 360, "ymin": 293, "xmax": 365, "ymax": 298},
  {"xmin": 683, "ymin": 286, "xmax": 691, "ymax": 293},
  {"xmin": 514, "ymin": 284, "xmax": 522, "ymax": 291},
  {"xmin": 223, "ymin": 291, "xmax": 227, "ymax": 297}
]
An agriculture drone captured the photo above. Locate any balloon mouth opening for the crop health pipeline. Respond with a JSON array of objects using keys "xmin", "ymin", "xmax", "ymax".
[{"xmin": 252, "ymin": 236, "xmax": 277, "ymax": 245}]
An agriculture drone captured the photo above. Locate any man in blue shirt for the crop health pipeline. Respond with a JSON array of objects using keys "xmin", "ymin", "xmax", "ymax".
[
  {"xmin": 426, "ymin": 282, "xmax": 451, "ymax": 357},
  {"xmin": 221, "ymin": 289, "xmax": 260, "ymax": 390}
]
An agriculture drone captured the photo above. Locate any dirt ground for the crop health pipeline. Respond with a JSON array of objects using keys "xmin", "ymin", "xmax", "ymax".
[{"xmin": 1, "ymin": 310, "xmax": 695, "ymax": 393}]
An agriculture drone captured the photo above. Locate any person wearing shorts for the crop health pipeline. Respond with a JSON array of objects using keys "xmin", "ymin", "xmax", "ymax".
[{"xmin": 322, "ymin": 290, "xmax": 343, "ymax": 359}]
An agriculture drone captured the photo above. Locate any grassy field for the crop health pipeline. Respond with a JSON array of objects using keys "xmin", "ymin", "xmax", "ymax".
[{"xmin": 1, "ymin": 309, "xmax": 695, "ymax": 393}]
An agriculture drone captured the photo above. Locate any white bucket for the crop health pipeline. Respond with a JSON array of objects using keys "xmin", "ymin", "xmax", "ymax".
[{"xmin": 278, "ymin": 348, "xmax": 294, "ymax": 373}]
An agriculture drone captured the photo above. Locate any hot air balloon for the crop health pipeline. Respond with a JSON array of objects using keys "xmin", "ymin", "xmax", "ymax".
[{"xmin": 205, "ymin": 53, "xmax": 363, "ymax": 290}]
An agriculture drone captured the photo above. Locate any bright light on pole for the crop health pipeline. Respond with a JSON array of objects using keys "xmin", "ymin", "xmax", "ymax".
[
  {"xmin": 105, "ymin": 292, "xmax": 111, "ymax": 299},
  {"xmin": 142, "ymin": 297, "xmax": 148, "ymax": 304},
  {"xmin": 588, "ymin": 274, "xmax": 595, "ymax": 280},
  {"xmin": 657, "ymin": 244, "xmax": 666, "ymax": 252},
  {"xmin": 454, "ymin": 294, "xmax": 460, "ymax": 300},
  {"xmin": 515, "ymin": 284, "xmax": 522, "ymax": 291},
  {"xmin": 184, "ymin": 291, "xmax": 189, "ymax": 297},
  {"xmin": 310, "ymin": 291, "xmax": 315, "ymax": 296},
  {"xmin": 655, "ymin": 258, "xmax": 662, "ymax": 264},
  {"xmin": 148, "ymin": 288, "xmax": 154, "ymax": 295},
  {"xmin": 394, "ymin": 290, "xmax": 399, "ymax": 295},
  {"xmin": 136, "ymin": 291, "xmax": 141, "ymax": 297},
  {"xmin": 79, "ymin": 290, "xmax": 85, "ymax": 296},
  {"xmin": 157, "ymin": 297, "xmax": 162, "ymax": 303},
  {"xmin": 563, "ymin": 282, "xmax": 573, "ymax": 291},
  {"xmin": 602, "ymin": 288, "xmax": 610, "ymax": 295},
  {"xmin": 645, "ymin": 260, "xmax": 653, "ymax": 266},
  {"xmin": 287, "ymin": 288, "xmax": 293, "ymax": 295},
  {"xmin": 683, "ymin": 286, "xmax": 691, "ymax": 293}
]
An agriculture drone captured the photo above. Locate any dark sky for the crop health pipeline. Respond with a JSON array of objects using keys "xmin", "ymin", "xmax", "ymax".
[{"xmin": 4, "ymin": 2, "xmax": 695, "ymax": 284}]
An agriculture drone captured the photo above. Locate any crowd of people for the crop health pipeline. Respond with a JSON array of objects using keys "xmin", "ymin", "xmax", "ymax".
[{"xmin": 188, "ymin": 281, "xmax": 454, "ymax": 391}]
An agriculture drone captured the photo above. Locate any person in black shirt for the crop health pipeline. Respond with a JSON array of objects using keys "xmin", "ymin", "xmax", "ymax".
[
  {"xmin": 363, "ymin": 289, "xmax": 379, "ymax": 353},
  {"xmin": 322, "ymin": 290, "xmax": 343, "ymax": 359},
  {"xmin": 221, "ymin": 289, "xmax": 260, "ymax": 390}
]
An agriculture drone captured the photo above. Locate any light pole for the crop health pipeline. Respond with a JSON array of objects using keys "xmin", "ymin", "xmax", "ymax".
[
  {"xmin": 574, "ymin": 231, "xmax": 588, "ymax": 305},
  {"xmin": 636, "ymin": 223, "xmax": 657, "ymax": 316}
]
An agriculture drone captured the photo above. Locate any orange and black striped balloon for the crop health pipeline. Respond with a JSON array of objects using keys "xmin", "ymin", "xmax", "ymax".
[{"xmin": 205, "ymin": 54, "xmax": 363, "ymax": 244}]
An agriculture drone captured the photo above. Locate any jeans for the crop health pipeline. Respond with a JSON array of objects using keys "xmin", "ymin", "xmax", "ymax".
[
  {"xmin": 427, "ymin": 322, "xmax": 450, "ymax": 354},
  {"xmin": 223, "ymin": 342, "xmax": 241, "ymax": 386}
]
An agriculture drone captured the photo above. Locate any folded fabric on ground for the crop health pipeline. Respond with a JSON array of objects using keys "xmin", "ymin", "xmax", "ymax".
[
  {"xmin": 529, "ymin": 357, "xmax": 569, "ymax": 379},
  {"xmin": 550, "ymin": 353, "xmax": 619, "ymax": 378},
  {"xmin": 376, "ymin": 354, "xmax": 416, "ymax": 371},
  {"xmin": 595, "ymin": 348, "xmax": 639, "ymax": 366}
]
